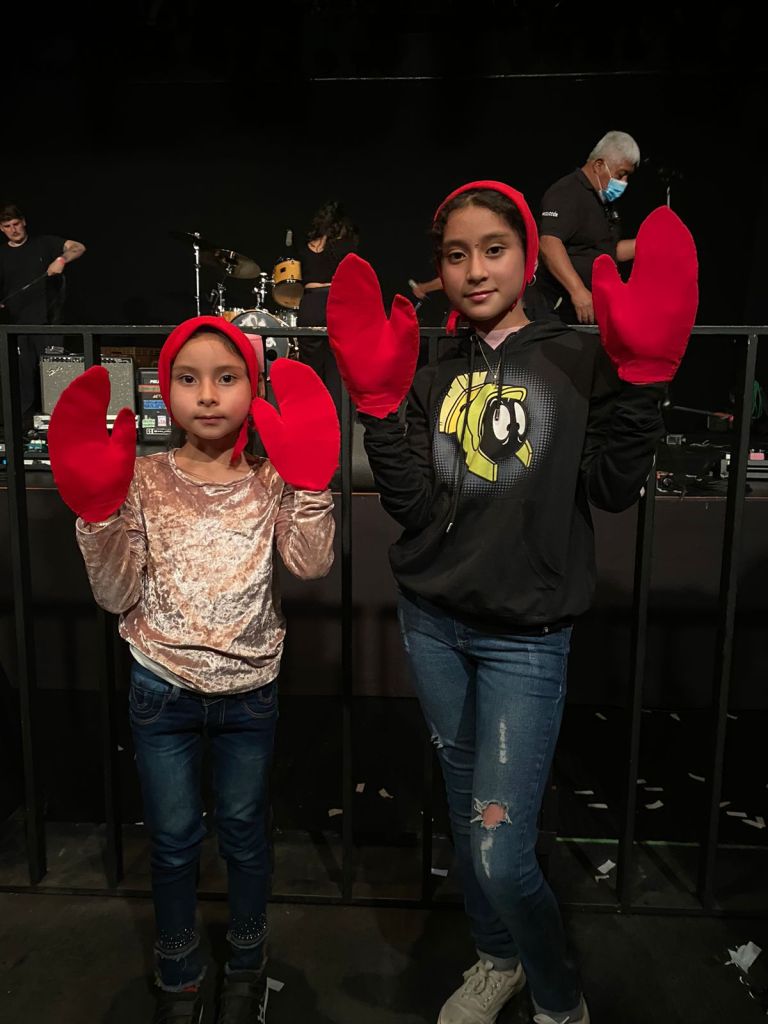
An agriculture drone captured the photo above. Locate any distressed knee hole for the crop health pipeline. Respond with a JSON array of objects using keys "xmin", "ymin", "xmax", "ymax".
[{"xmin": 471, "ymin": 799, "xmax": 511, "ymax": 830}]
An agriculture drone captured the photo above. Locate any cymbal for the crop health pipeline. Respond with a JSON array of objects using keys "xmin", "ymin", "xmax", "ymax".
[
  {"xmin": 169, "ymin": 231, "xmax": 262, "ymax": 280},
  {"xmin": 203, "ymin": 248, "xmax": 261, "ymax": 280}
]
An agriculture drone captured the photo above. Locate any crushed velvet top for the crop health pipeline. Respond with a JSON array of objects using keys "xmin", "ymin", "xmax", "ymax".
[{"xmin": 76, "ymin": 450, "xmax": 335, "ymax": 694}]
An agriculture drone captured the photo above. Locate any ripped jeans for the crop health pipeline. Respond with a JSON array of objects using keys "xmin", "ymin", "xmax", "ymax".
[
  {"xmin": 397, "ymin": 593, "xmax": 582, "ymax": 1015},
  {"xmin": 129, "ymin": 662, "xmax": 277, "ymax": 991}
]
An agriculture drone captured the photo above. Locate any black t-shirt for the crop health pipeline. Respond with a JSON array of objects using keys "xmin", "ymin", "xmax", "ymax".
[
  {"xmin": 299, "ymin": 237, "xmax": 357, "ymax": 285},
  {"xmin": 0, "ymin": 234, "xmax": 66, "ymax": 324},
  {"xmin": 537, "ymin": 169, "xmax": 621, "ymax": 298}
]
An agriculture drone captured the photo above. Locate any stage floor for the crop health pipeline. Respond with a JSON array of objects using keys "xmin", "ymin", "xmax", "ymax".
[{"xmin": 2, "ymin": 889, "xmax": 767, "ymax": 1022}]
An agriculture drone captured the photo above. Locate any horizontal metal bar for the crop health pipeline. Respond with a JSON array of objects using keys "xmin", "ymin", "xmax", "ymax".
[
  {"xmin": 2, "ymin": 883, "xmax": 767, "ymax": 918},
  {"xmin": 2, "ymin": 324, "xmax": 768, "ymax": 337}
]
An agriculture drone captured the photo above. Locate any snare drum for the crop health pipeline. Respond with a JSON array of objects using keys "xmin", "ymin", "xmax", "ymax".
[
  {"xmin": 271, "ymin": 258, "xmax": 304, "ymax": 310},
  {"xmin": 220, "ymin": 308, "xmax": 245, "ymax": 322},
  {"xmin": 230, "ymin": 308, "xmax": 292, "ymax": 371}
]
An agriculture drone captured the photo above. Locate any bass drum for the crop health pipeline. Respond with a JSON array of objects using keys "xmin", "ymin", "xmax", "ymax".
[{"xmin": 230, "ymin": 309, "xmax": 292, "ymax": 373}]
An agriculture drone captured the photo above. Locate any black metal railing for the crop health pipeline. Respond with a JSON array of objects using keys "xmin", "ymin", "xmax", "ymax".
[{"xmin": 1, "ymin": 323, "xmax": 766, "ymax": 915}]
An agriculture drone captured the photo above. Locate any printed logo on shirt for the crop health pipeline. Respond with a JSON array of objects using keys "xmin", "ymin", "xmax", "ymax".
[
  {"xmin": 431, "ymin": 365, "xmax": 557, "ymax": 497},
  {"xmin": 438, "ymin": 372, "xmax": 532, "ymax": 483},
  {"xmin": 541, "ymin": 211, "xmax": 559, "ymax": 217}
]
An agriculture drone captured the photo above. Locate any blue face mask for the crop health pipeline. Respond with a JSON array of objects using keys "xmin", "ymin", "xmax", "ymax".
[{"xmin": 600, "ymin": 163, "xmax": 627, "ymax": 203}]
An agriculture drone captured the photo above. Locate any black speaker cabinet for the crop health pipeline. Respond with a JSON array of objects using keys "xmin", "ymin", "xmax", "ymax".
[{"xmin": 39, "ymin": 355, "xmax": 136, "ymax": 415}]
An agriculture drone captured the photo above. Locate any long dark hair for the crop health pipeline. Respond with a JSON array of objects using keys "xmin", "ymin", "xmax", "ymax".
[
  {"xmin": 307, "ymin": 200, "xmax": 358, "ymax": 247},
  {"xmin": 431, "ymin": 189, "xmax": 527, "ymax": 266}
]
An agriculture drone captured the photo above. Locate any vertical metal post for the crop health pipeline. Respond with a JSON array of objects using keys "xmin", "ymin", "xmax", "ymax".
[
  {"xmin": 617, "ymin": 466, "xmax": 657, "ymax": 909},
  {"xmin": 699, "ymin": 334, "xmax": 757, "ymax": 907},
  {"xmin": 420, "ymin": 735, "xmax": 435, "ymax": 903},
  {"xmin": 340, "ymin": 384, "xmax": 354, "ymax": 900},
  {"xmin": 0, "ymin": 328, "xmax": 46, "ymax": 883},
  {"xmin": 82, "ymin": 334, "xmax": 124, "ymax": 886}
]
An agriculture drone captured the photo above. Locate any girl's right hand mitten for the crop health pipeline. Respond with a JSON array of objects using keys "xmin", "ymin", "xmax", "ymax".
[
  {"xmin": 326, "ymin": 254, "xmax": 420, "ymax": 417},
  {"xmin": 47, "ymin": 366, "xmax": 136, "ymax": 521}
]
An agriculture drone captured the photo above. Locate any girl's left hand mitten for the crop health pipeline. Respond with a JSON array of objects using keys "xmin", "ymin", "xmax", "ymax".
[
  {"xmin": 250, "ymin": 359, "xmax": 340, "ymax": 491},
  {"xmin": 47, "ymin": 366, "xmax": 136, "ymax": 521}
]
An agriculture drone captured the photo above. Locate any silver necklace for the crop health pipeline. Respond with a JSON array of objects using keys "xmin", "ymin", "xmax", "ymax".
[{"xmin": 477, "ymin": 341, "xmax": 501, "ymax": 382}]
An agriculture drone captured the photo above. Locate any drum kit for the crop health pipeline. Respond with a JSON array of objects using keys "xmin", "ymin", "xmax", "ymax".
[{"xmin": 170, "ymin": 230, "xmax": 304, "ymax": 369}]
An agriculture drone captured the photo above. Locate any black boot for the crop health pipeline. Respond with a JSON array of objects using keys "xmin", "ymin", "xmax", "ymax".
[
  {"xmin": 217, "ymin": 969, "xmax": 268, "ymax": 1023},
  {"xmin": 152, "ymin": 986, "xmax": 205, "ymax": 1023}
]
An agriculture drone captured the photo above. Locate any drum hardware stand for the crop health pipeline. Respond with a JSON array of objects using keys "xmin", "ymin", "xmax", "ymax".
[
  {"xmin": 253, "ymin": 272, "xmax": 271, "ymax": 309},
  {"xmin": 210, "ymin": 281, "xmax": 227, "ymax": 316}
]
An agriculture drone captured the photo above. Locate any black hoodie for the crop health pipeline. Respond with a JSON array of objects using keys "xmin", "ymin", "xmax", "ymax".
[{"xmin": 359, "ymin": 317, "xmax": 665, "ymax": 632}]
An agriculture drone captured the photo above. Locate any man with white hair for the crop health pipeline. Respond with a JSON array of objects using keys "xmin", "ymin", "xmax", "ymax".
[{"xmin": 536, "ymin": 130, "xmax": 640, "ymax": 325}]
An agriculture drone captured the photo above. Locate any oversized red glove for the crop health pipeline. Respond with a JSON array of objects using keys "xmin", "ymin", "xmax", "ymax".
[
  {"xmin": 47, "ymin": 366, "xmax": 136, "ymax": 522},
  {"xmin": 250, "ymin": 359, "xmax": 340, "ymax": 490},
  {"xmin": 592, "ymin": 206, "xmax": 698, "ymax": 384},
  {"xmin": 326, "ymin": 253, "xmax": 420, "ymax": 417}
]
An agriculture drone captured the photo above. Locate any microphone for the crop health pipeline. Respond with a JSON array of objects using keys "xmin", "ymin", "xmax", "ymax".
[
  {"xmin": 408, "ymin": 278, "xmax": 424, "ymax": 314},
  {"xmin": 285, "ymin": 228, "xmax": 293, "ymax": 248}
]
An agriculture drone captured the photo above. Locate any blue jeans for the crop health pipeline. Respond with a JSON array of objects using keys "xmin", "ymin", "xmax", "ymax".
[
  {"xmin": 129, "ymin": 662, "xmax": 277, "ymax": 990},
  {"xmin": 397, "ymin": 593, "xmax": 582, "ymax": 1016}
]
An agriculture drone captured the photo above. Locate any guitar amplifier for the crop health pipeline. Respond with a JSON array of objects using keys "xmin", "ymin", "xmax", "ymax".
[
  {"xmin": 39, "ymin": 355, "xmax": 136, "ymax": 415},
  {"xmin": 137, "ymin": 367, "xmax": 172, "ymax": 441}
]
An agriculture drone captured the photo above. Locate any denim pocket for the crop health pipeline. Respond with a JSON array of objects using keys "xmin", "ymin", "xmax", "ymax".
[
  {"xmin": 238, "ymin": 681, "xmax": 278, "ymax": 720},
  {"xmin": 129, "ymin": 669, "xmax": 173, "ymax": 726}
]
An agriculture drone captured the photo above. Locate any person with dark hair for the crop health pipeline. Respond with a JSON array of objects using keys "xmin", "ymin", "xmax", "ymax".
[
  {"xmin": 535, "ymin": 131, "xmax": 641, "ymax": 325},
  {"xmin": 0, "ymin": 202, "xmax": 86, "ymax": 424},
  {"xmin": 47, "ymin": 317, "xmax": 339, "ymax": 1023},
  {"xmin": 327, "ymin": 181, "xmax": 697, "ymax": 1024},
  {"xmin": 296, "ymin": 200, "xmax": 358, "ymax": 408}
]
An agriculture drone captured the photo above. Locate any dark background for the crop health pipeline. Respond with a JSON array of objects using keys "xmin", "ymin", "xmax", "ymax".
[
  {"xmin": 3, "ymin": 4, "xmax": 768, "ymax": 835},
  {"xmin": 2, "ymin": 3, "xmax": 766, "ymax": 330}
]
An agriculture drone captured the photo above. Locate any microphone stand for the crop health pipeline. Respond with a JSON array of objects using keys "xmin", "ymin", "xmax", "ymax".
[{"xmin": 192, "ymin": 232, "xmax": 202, "ymax": 316}]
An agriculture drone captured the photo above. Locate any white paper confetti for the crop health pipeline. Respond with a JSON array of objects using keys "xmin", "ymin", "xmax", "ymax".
[
  {"xmin": 727, "ymin": 713, "xmax": 738, "ymax": 721},
  {"xmin": 637, "ymin": 778, "xmax": 647, "ymax": 785},
  {"xmin": 726, "ymin": 810, "xmax": 747, "ymax": 818},
  {"xmin": 597, "ymin": 859, "xmax": 616, "ymax": 874},
  {"xmin": 720, "ymin": 801, "xmax": 731, "ymax": 808},
  {"xmin": 267, "ymin": 978, "xmax": 285, "ymax": 992},
  {"xmin": 670, "ymin": 713, "xmax": 681, "ymax": 722},
  {"xmin": 588, "ymin": 802, "xmax": 608, "ymax": 809},
  {"xmin": 645, "ymin": 800, "xmax": 664, "ymax": 810},
  {"xmin": 595, "ymin": 712, "xmax": 608, "ymax": 721},
  {"xmin": 727, "ymin": 941, "xmax": 762, "ymax": 972},
  {"xmin": 328, "ymin": 808, "xmax": 343, "ymax": 817},
  {"xmin": 355, "ymin": 783, "xmax": 366, "ymax": 794},
  {"xmin": 594, "ymin": 874, "xmax": 610, "ymax": 882},
  {"xmin": 644, "ymin": 786, "xmax": 664, "ymax": 792},
  {"xmin": 688, "ymin": 773, "xmax": 706, "ymax": 782},
  {"xmin": 117, "ymin": 745, "xmax": 124, "ymax": 752},
  {"xmin": 742, "ymin": 817, "xmax": 766, "ymax": 830},
  {"xmin": 378, "ymin": 788, "xmax": 395, "ymax": 799},
  {"xmin": 431, "ymin": 867, "xmax": 449, "ymax": 877},
  {"xmin": 574, "ymin": 789, "xmax": 595, "ymax": 796}
]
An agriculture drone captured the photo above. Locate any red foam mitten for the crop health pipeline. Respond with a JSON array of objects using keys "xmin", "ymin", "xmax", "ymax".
[
  {"xmin": 327, "ymin": 253, "xmax": 420, "ymax": 417},
  {"xmin": 47, "ymin": 366, "xmax": 136, "ymax": 521},
  {"xmin": 250, "ymin": 359, "xmax": 340, "ymax": 491},
  {"xmin": 592, "ymin": 206, "xmax": 698, "ymax": 384}
]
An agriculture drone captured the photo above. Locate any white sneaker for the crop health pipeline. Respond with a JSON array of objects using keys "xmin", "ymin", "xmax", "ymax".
[
  {"xmin": 437, "ymin": 959, "xmax": 527, "ymax": 1024},
  {"xmin": 533, "ymin": 997, "xmax": 590, "ymax": 1024}
]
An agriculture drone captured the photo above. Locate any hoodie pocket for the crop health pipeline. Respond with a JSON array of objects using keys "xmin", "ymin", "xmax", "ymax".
[{"xmin": 520, "ymin": 500, "xmax": 564, "ymax": 590}]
